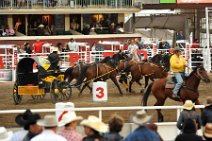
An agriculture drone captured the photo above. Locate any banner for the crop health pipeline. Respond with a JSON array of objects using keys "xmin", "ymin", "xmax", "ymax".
[
  {"xmin": 177, "ymin": 0, "xmax": 212, "ymax": 3},
  {"xmin": 160, "ymin": 0, "xmax": 176, "ymax": 3}
]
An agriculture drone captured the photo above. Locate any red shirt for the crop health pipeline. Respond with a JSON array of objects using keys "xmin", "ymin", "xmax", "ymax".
[{"xmin": 33, "ymin": 41, "xmax": 45, "ymax": 53}]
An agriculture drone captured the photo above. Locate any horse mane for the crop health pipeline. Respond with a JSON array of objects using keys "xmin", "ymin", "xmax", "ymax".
[{"xmin": 186, "ymin": 66, "xmax": 201, "ymax": 79}]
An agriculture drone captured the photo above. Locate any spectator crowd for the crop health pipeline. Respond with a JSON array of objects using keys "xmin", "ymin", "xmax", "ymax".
[{"xmin": 0, "ymin": 97, "xmax": 212, "ymax": 141}]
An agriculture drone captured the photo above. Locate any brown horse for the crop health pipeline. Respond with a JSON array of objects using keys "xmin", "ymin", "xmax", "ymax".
[
  {"xmin": 143, "ymin": 66, "xmax": 210, "ymax": 122},
  {"xmin": 75, "ymin": 52, "xmax": 129, "ymax": 96},
  {"xmin": 119, "ymin": 62, "xmax": 168, "ymax": 93},
  {"xmin": 64, "ymin": 62, "xmax": 92, "ymax": 91}
]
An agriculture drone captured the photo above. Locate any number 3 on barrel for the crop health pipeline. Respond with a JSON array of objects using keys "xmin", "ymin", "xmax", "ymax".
[{"xmin": 96, "ymin": 87, "xmax": 104, "ymax": 98}]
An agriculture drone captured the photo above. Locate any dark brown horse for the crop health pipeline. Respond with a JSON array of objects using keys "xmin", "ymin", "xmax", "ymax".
[
  {"xmin": 143, "ymin": 66, "xmax": 210, "ymax": 122},
  {"xmin": 119, "ymin": 62, "xmax": 168, "ymax": 93},
  {"xmin": 64, "ymin": 62, "xmax": 92, "ymax": 91},
  {"xmin": 75, "ymin": 52, "xmax": 129, "ymax": 96}
]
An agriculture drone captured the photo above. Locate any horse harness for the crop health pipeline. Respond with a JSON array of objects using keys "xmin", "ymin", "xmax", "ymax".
[{"xmin": 94, "ymin": 63, "xmax": 118, "ymax": 80}]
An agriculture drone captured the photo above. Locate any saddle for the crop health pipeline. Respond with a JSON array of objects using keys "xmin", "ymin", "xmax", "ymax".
[{"xmin": 165, "ymin": 73, "xmax": 186, "ymax": 89}]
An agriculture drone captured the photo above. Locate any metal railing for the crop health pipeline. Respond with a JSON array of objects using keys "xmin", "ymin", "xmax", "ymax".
[{"xmin": 0, "ymin": 0, "xmax": 135, "ymax": 9}]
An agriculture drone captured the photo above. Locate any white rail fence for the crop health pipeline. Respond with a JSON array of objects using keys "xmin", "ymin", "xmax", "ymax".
[
  {"xmin": 0, "ymin": 105, "xmax": 205, "ymax": 141},
  {"xmin": 0, "ymin": 47, "xmax": 211, "ymax": 82}
]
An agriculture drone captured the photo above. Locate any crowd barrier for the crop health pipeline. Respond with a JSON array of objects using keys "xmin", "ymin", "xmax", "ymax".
[
  {"xmin": 0, "ymin": 47, "xmax": 211, "ymax": 82},
  {"xmin": 0, "ymin": 105, "xmax": 205, "ymax": 141}
]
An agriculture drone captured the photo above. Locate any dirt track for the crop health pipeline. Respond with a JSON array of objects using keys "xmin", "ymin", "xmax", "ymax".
[{"xmin": 0, "ymin": 75, "xmax": 211, "ymax": 127}]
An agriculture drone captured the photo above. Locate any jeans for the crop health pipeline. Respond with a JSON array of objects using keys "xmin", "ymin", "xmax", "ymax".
[{"xmin": 172, "ymin": 72, "xmax": 185, "ymax": 95}]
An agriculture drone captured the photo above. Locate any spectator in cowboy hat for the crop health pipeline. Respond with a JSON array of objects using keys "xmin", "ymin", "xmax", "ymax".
[
  {"xmin": 125, "ymin": 110, "xmax": 160, "ymax": 141},
  {"xmin": 31, "ymin": 115, "xmax": 67, "ymax": 141},
  {"xmin": 0, "ymin": 127, "xmax": 13, "ymax": 141},
  {"xmin": 177, "ymin": 100, "xmax": 202, "ymax": 131},
  {"xmin": 175, "ymin": 118, "xmax": 203, "ymax": 141},
  {"xmin": 80, "ymin": 115, "xmax": 109, "ymax": 141},
  {"xmin": 104, "ymin": 114, "xmax": 124, "ymax": 141},
  {"xmin": 58, "ymin": 111, "xmax": 83, "ymax": 141},
  {"xmin": 202, "ymin": 96, "xmax": 212, "ymax": 126},
  {"xmin": 202, "ymin": 96, "xmax": 212, "ymax": 141},
  {"xmin": 11, "ymin": 109, "xmax": 42, "ymax": 141}
]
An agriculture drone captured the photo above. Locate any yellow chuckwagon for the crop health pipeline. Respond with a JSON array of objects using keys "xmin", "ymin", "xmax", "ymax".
[{"xmin": 12, "ymin": 56, "xmax": 71, "ymax": 104}]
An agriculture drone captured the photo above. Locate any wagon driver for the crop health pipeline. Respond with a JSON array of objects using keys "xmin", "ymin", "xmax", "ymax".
[{"xmin": 48, "ymin": 47, "xmax": 60, "ymax": 71}]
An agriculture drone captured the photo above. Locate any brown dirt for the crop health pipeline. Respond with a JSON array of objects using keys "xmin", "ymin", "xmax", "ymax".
[{"xmin": 0, "ymin": 75, "xmax": 211, "ymax": 127}]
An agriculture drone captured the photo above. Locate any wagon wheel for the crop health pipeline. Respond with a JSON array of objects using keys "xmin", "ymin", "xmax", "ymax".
[
  {"xmin": 31, "ymin": 93, "xmax": 46, "ymax": 100},
  {"xmin": 13, "ymin": 82, "xmax": 22, "ymax": 105},
  {"xmin": 58, "ymin": 81, "xmax": 72, "ymax": 101},
  {"xmin": 50, "ymin": 80, "xmax": 59, "ymax": 104}
]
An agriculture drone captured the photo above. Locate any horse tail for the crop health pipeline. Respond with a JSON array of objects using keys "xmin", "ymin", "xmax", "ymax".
[
  {"xmin": 64, "ymin": 67, "xmax": 73, "ymax": 82},
  {"xmin": 142, "ymin": 83, "xmax": 153, "ymax": 106}
]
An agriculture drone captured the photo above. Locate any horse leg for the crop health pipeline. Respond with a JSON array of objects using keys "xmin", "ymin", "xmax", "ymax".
[
  {"xmin": 129, "ymin": 80, "xmax": 134, "ymax": 93},
  {"xmin": 154, "ymin": 99, "xmax": 166, "ymax": 122},
  {"xmin": 144, "ymin": 76, "xmax": 149, "ymax": 88},
  {"xmin": 110, "ymin": 76, "xmax": 123, "ymax": 95},
  {"xmin": 78, "ymin": 82, "xmax": 89, "ymax": 97}
]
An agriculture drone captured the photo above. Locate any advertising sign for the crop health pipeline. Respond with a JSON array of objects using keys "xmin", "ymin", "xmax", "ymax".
[
  {"xmin": 160, "ymin": 0, "xmax": 176, "ymax": 3},
  {"xmin": 177, "ymin": 0, "xmax": 212, "ymax": 3},
  {"xmin": 0, "ymin": 70, "xmax": 12, "ymax": 81}
]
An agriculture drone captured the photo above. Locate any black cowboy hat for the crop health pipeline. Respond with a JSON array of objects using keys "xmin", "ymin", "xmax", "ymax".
[{"xmin": 15, "ymin": 109, "xmax": 41, "ymax": 130}]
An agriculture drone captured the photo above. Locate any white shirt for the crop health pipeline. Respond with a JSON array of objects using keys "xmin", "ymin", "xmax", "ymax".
[
  {"xmin": 68, "ymin": 41, "xmax": 79, "ymax": 52},
  {"xmin": 11, "ymin": 129, "xmax": 28, "ymax": 141},
  {"xmin": 30, "ymin": 130, "xmax": 67, "ymax": 141},
  {"xmin": 128, "ymin": 43, "xmax": 138, "ymax": 54}
]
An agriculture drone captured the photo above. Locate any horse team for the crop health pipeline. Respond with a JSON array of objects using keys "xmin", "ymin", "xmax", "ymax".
[{"xmin": 64, "ymin": 51, "xmax": 211, "ymax": 121}]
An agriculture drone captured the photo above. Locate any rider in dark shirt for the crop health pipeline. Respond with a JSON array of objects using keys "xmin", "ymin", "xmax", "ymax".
[{"xmin": 48, "ymin": 48, "xmax": 60, "ymax": 71}]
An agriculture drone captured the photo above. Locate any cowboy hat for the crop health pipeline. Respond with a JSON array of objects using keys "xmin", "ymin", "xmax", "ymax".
[
  {"xmin": 15, "ymin": 109, "xmax": 41, "ymax": 129},
  {"xmin": 205, "ymin": 97, "xmax": 212, "ymax": 107},
  {"xmin": 173, "ymin": 47, "xmax": 183, "ymax": 52},
  {"xmin": 50, "ymin": 47, "xmax": 59, "ymax": 53},
  {"xmin": 0, "ymin": 127, "xmax": 13, "ymax": 141},
  {"xmin": 204, "ymin": 123, "xmax": 212, "ymax": 138},
  {"xmin": 183, "ymin": 100, "xmax": 195, "ymax": 110},
  {"xmin": 59, "ymin": 111, "xmax": 83, "ymax": 127},
  {"xmin": 37, "ymin": 115, "xmax": 58, "ymax": 127},
  {"xmin": 131, "ymin": 110, "xmax": 151, "ymax": 125},
  {"xmin": 80, "ymin": 116, "xmax": 108, "ymax": 133}
]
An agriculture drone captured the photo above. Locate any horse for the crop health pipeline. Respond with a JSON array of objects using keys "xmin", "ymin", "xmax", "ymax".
[
  {"xmin": 142, "ymin": 65, "xmax": 210, "ymax": 122},
  {"xmin": 119, "ymin": 62, "xmax": 168, "ymax": 93},
  {"xmin": 75, "ymin": 52, "xmax": 129, "ymax": 96},
  {"xmin": 64, "ymin": 62, "xmax": 92, "ymax": 91},
  {"xmin": 150, "ymin": 53, "xmax": 172, "ymax": 71}
]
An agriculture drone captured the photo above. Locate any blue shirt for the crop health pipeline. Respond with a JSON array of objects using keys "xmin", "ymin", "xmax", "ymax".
[{"xmin": 125, "ymin": 126, "xmax": 160, "ymax": 141}]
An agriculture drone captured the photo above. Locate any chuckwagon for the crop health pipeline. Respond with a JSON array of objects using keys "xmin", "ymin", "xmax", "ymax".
[{"xmin": 12, "ymin": 56, "xmax": 71, "ymax": 104}]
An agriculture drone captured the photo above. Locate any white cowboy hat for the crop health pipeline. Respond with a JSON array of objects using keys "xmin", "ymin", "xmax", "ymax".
[
  {"xmin": 131, "ymin": 110, "xmax": 151, "ymax": 125},
  {"xmin": 204, "ymin": 97, "xmax": 212, "ymax": 107},
  {"xmin": 37, "ymin": 115, "xmax": 58, "ymax": 127},
  {"xmin": 80, "ymin": 116, "xmax": 108, "ymax": 133},
  {"xmin": 183, "ymin": 100, "xmax": 195, "ymax": 110},
  {"xmin": 59, "ymin": 111, "xmax": 83, "ymax": 127},
  {"xmin": 0, "ymin": 127, "xmax": 13, "ymax": 141},
  {"xmin": 50, "ymin": 47, "xmax": 59, "ymax": 53}
]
